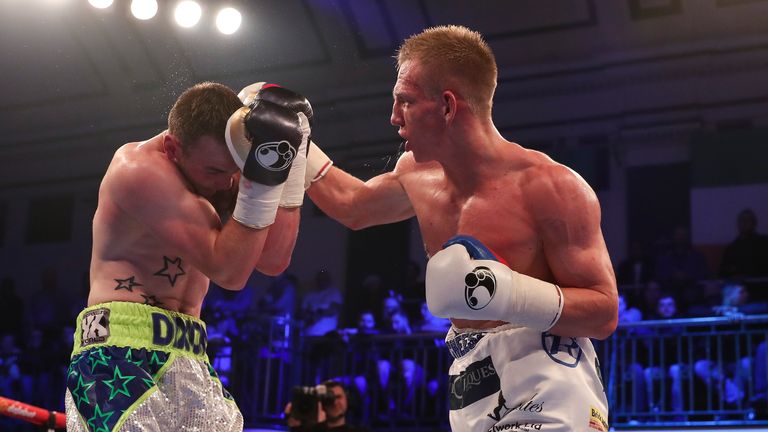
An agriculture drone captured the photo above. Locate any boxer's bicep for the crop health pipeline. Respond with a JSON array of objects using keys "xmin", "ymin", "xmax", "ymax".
[{"xmin": 531, "ymin": 166, "xmax": 618, "ymax": 338}]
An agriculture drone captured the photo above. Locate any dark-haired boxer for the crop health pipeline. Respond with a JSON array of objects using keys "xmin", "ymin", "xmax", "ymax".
[
  {"xmin": 65, "ymin": 82, "xmax": 311, "ymax": 431},
  {"xmin": 305, "ymin": 26, "xmax": 617, "ymax": 431}
]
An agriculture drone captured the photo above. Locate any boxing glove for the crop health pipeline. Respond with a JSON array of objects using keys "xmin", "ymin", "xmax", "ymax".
[
  {"xmin": 425, "ymin": 235, "xmax": 564, "ymax": 331},
  {"xmin": 224, "ymin": 99, "xmax": 308, "ymax": 228},
  {"xmin": 237, "ymin": 82, "xmax": 314, "ymax": 207}
]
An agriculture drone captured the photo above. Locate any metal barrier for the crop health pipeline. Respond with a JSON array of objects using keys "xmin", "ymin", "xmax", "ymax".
[
  {"xmin": 227, "ymin": 315, "xmax": 768, "ymax": 430},
  {"xmin": 598, "ymin": 314, "xmax": 768, "ymax": 428}
]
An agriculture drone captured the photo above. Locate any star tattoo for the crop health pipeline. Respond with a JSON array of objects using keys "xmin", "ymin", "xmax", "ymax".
[
  {"xmin": 114, "ymin": 276, "xmax": 143, "ymax": 292},
  {"xmin": 153, "ymin": 256, "xmax": 186, "ymax": 286},
  {"xmin": 141, "ymin": 294, "xmax": 164, "ymax": 307}
]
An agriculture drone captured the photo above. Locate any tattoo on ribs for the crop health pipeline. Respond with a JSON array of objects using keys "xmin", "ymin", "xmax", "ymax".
[
  {"xmin": 154, "ymin": 256, "xmax": 186, "ymax": 286},
  {"xmin": 141, "ymin": 294, "xmax": 164, "ymax": 307},
  {"xmin": 114, "ymin": 276, "xmax": 143, "ymax": 292}
]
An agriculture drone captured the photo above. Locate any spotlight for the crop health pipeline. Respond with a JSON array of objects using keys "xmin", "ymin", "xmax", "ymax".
[
  {"xmin": 174, "ymin": 1, "xmax": 202, "ymax": 28},
  {"xmin": 216, "ymin": 7, "xmax": 241, "ymax": 35},
  {"xmin": 131, "ymin": 0, "xmax": 158, "ymax": 20},
  {"xmin": 88, "ymin": 0, "xmax": 114, "ymax": 8}
]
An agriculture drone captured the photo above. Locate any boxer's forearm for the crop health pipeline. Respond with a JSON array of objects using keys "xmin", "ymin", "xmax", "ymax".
[
  {"xmin": 254, "ymin": 207, "xmax": 300, "ymax": 276},
  {"xmin": 548, "ymin": 286, "xmax": 618, "ymax": 340},
  {"xmin": 308, "ymin": 167, "xmax": 414, "ymax": 230}
]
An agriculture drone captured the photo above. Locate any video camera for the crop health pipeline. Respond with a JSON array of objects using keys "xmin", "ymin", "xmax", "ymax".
[{"xmin": 290, "ymin": 384, "xmax": 337, "ymax": 425}]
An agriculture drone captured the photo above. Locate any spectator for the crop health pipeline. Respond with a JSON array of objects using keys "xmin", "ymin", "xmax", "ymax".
[
  {"xmin": 0, "ymin": 333, "xmax": 23, "ymax": 400},
  {"xmin": 285, "ymin": 379, "xmax": 371, "ymax": 431},
  {"xmin": 301, "ymin": 270, "xmax": 343, "ymax": 336},
  {"xmin": 618, "ymin": 293, "xmax": 643, "ymax": 324},
  {"xmin": 720, "ymin": 208, "xmax": 768, "ymax": 279},
  {"xmin": 259, "ymin": 272, "xmax": 299, "ymax": 317},
  {"xmin": 642, "ymin": 294, "xmax": 686, "ymax": 412},
  {"xmin": 207, "ymin": 306, "xmax": 240, "ymax": 387},
  {"xmin": 413, "ymin": 301, "xmax": 451, "ymax": 333},
  {"xmin": 356, "ymin": 311, "xmax": 380, "ymax": 336},
  {"xmin": 19, "ymin": 328, "xmax": 54, "ymax": 409}
]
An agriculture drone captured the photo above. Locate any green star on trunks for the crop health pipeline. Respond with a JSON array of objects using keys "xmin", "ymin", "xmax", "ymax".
[
  {"xmin": 103, "ymin": 365, "xmax": 137, "ymax": 401},
  {"xmin": 71, "ymin": 375, "xmax": 96, "ymax": 409},
  {"xmin": 88, "ymin": 347, "xmax": 112, "ymax": 373},
  {"xmin": 149, "ymin": 351, "xmax": 166, "ymax": 368},
  {"xmin": 87, "ymin": 404, "xmax": 115, "ymax": 432},
  {"xmin": 124, "ymin": 348, "xmax": 145, "ymax": 367},
  {"xmin": 142, "ymin": 377, "xmax": 156, "ymax": 389}
]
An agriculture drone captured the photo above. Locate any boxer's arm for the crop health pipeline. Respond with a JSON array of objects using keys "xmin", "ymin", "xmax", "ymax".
[
  {"xmin": 529, "ymin": 164, "xmax": 618, "ymax": 339},
  {"xmin": 254, "ymin": 207, "xmax": 300, "ymax": 276},
  {"xmin": 307, "ymin": 152, "xmax": 415, "ymax": 229},
  {"xmin": 112, "ymin": 159, "xmax": 269, "ymax": 290}
]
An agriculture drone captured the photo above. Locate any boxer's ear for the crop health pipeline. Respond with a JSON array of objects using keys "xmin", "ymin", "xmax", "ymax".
[
  {"xmin": 163, "ymin": 133, "xmax": 182, "ymax": 162},
  {"xmin": 441, "ymin": 90, "xmax": 457, "ymax": 123}
]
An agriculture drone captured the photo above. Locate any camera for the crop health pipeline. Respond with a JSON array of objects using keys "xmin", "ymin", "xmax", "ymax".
[{"xmin": 290, "ymin": 384, "xmax": 337, "ymax": 425}]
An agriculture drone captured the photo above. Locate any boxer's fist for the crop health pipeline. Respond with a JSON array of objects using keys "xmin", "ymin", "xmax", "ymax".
[
  {"xmin": 425, "ymin": 235, "xmax": 564, "ymax": 331},
  {"xmin": 224, "ymin": 100, "xmax": 307, "ymax": 228}
]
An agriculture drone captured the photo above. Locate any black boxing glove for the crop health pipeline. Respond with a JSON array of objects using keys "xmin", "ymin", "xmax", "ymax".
[
  {"xmin": 224, "ymin": 99, "xmax": 308, "ymax": 228},
  {"xmin": 237, "ymin": 83, "xmax": 313, "ymax": 207}
]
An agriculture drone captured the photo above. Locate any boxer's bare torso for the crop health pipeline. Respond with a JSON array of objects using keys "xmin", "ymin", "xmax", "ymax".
[
  {"xmin": 89, "ymin": 134, "xmax": 225, "ymax": 317},
  {"xmin": 394, "ymin": 146, "xmax": 562, "ymax": 330}
]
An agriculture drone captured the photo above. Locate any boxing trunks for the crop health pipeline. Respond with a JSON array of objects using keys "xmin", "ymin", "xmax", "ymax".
[
  {"xmin": 446, "ymin": 324, "xmax": 609, "ymax": 432},
  {"xmin": 65, "ymin": 302, "xmax": 243, "ymax": 432}
]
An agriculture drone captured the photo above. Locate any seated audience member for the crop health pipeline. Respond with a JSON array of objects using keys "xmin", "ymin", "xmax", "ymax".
[
  {"xmin": 356, "ymin": 311, "xmax": 380, "ymax": 336},
  {"xmin": 259, "ymin": 272, "xmax": 299, "ymax": 317},
  {"xmin": 618, "ymin": 293, "xmax": 644, "ymax": 323},
  {"xmin": 301, "ymin": 270, "xmax": 343, "ymax": 336},
  {"xmin": 413, "ymin": 301, "xmax": 452, "ymax": 333},
  {"xmin": 642, "ymin": 294, "xmax": 686, "ymax": 412}
]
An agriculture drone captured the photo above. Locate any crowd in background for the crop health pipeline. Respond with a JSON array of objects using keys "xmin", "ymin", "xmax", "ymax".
[{"xmin": 0, "ymin": 208, "xmax": 767, "ymax": 428}]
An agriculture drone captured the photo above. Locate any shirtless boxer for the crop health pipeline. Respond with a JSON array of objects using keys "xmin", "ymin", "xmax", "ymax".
[
  {"xmin": 65, "ymin": 82, "xmax": 311, "ymax": 431},
  {"xmin": 304, "ymin": 26, "xmax": 618, "ymax": 431}
]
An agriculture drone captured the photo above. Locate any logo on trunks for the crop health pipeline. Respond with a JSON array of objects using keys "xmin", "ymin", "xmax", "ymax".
[
  {"xmin": 488, "ymin": 392, "xmax": 546, "ymax": 422},
  {"xmin": 541, "ymin": 332, "xmax": 582, "ymax": 368},
  {"xmin": 488, "ymin": 421, "xmax": 543, "ymax": 431},
  {"xmin": 449, "ymin": 356, "xmax": 500, "ymax": 410},
  {"xmin": 588, "ymin": 406, "xmax": 608, "ymax": 431},
  {"xmin": 465, "ymin": 266, "xmax": 496, "ymax": 310},
  {"xmin": 151, "ymin": 313, "xmax": 208, "ymax": 355},
  {"xmin": 254, "ymin": 141, "xmax": 296, "ymax": 171},
  {"xmin": 81, "ymin": 308, "xmax": 110, "ymax": 347},
  {"xmin": 446, "ymin": 331, "xmax": 485, "ymax": 359}
]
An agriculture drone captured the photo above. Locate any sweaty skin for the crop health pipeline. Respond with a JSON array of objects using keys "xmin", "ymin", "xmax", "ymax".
[
  {"xmin": 307, "ymin": 59, "xmax": 617, "ymax": 338},
  {"xmin": 89, "ymin": 132, "xmax": 299, "ymax": 317}
]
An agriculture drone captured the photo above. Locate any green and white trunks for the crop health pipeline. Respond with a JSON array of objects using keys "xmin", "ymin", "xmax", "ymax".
[{"xmin": 65, "ymin": 302, "xmax": 243, "ymax": 432}]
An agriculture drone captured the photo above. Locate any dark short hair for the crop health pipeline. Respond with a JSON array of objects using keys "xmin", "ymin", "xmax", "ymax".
[{"xmin": 167, "ymin": 82, "xmax": 243, "ymax": 149}]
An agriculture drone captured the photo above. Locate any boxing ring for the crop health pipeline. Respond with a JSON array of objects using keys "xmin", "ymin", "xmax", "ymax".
[{"xmin": 0, "ymin": 396, "xmax": 66, "ymax": 431}]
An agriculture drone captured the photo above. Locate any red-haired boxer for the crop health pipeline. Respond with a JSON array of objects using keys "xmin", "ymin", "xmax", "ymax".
[
  {"xmin": 65, "ymin": 82, "xmax": 310, "ymax": 432},
  {"xmin": 305, "ymin": 26, "xmax": 616, "ymax": 431}
]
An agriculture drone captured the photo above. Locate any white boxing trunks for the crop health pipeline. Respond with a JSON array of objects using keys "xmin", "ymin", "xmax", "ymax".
[{"xmin": 446, "ymin": 324, "xmax": 609, "ymax": 432}]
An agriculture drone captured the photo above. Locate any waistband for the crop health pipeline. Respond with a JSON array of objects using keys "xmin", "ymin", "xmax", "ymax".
[{"xmin": 72, "ymin": 301, "xmax": 208, "ymax": 361}]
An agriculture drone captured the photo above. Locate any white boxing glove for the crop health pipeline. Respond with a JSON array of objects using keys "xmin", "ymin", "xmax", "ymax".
[{"xmin": 425, "ymin": 235, "xmax": 564, "ymax": 331}]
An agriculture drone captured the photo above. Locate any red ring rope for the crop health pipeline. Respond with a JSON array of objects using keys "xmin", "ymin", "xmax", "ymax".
[{"xmin": 0, "ymin": 396, "xmax": 66, "ymax": 429}]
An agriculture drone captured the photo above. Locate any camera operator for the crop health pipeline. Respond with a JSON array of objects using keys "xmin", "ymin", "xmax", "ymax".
[{"xmin": 284, "ymin": 380, "xmax": 370, "ymax": 432}]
